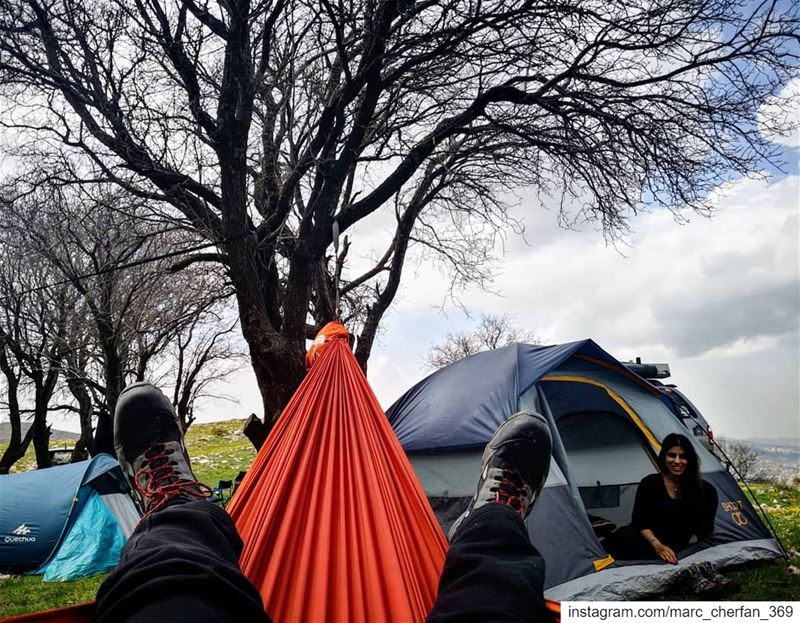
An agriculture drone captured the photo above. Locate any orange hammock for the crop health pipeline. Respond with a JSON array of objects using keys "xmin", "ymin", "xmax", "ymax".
[{"xmin": 227, "ymin": 322, "xmax": 448, "ymax": 621}]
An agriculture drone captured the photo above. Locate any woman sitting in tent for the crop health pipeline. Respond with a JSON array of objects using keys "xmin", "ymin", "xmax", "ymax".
[{"xmin": 604, "ymin": 433, "xmax": 718, "ymax": 564}]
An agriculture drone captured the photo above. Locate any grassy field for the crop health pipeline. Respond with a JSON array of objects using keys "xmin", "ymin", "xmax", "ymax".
[{"xmin": 1, "ymin": 421, "xmax": 798, "ymax": 617}]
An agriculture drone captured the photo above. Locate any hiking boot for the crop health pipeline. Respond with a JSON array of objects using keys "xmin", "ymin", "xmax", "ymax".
[
  {"xmin": 675, "ymin": 563, "xmax": 717, "ymax": 596},
  {"xmin": 676, "ymin": 562, "xmax": 735, "ymax": 597},
  {"xmin": 697, "ymin": 561, "xmax": 740, "ymax": 594},
  {"xmin": 448, "ymin": 411, "xmax": 552, "ymax": 540},
  {"xmin": 114, "ymin": 382, "xmax": 211, "ymax": 514}
]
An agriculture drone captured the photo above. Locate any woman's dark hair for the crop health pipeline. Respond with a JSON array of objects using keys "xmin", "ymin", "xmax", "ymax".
[{"xmin": 658, "ymin": 432, "xmax": 704, "ymax": 500}]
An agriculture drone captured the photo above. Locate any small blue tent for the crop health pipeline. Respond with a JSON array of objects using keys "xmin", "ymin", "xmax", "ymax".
[
  {"xmin": 0, "ymin": 454, "xmax": 140, "ymax": 581},
  {"xmin": 387, "ymin": 340, "xmax": 783, "ymax": 600}
]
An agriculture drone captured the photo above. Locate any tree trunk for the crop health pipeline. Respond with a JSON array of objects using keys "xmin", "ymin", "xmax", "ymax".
[
  {"xmin": 66, "ymin": 373, "xmax": 94, "ymax": 462},
  {"xmin": 93, "ymin": 408, "xmax": 114, "ymax": 457},
  {"xmin": 219, "ymin": 198, "xmax": 307, "ymax": 428},
  {"xmin": 175, "ymin": 381, "xmax": 194, "ymax": 432},
  {"xmin": 31, "ymin": 401, "xmax": 52, "ymax": 469},
  {"xmin": 225, "ymin": 244, "xmax": 307, "ymax": 425},
  {"xmin": 103, "ymin": 345, "xmax": 125, "ymax": 418},
  {"xmin": 176, "ymin": 402, "xmax": 193, "ymax": 433},
  {"xmin": 0, "ymin": 346, "xmax": 29, "ymax": 473},
  {"xmin": 0, "ymin": 425, "xmax": 34, "ymax": 474},
  {"xmin": 248, "ymin": 338, "xmax": 307, "ymax": 426},
  {"xmin": 213, "ymin": 0, "xmax": 309, "ymax": 429},
  {"xmin": 94, "ymin": 335, "xmax": 124, "ymax": 456}
]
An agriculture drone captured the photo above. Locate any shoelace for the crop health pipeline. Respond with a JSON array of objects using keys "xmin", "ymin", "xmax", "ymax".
[
  {"xmin": 134, "ymin": 444, "xmax": 212, "ymax": 515},
  {"xmin": 488, "ymin": 468, "xmax": 527, "ymax": 515}
]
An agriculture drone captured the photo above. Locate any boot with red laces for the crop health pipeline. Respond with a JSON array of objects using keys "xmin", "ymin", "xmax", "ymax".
[
  {"xmin": 448, "ymin": 411, "xmax": 552, "ymax": 540},
  {"xmin": 114, "ymin": 382, "xmax": 211, "ymax": 515}
]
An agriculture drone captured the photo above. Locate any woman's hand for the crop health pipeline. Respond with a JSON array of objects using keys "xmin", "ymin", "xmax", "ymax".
[
  {"xmin": 653, "ymin": 542, "xmax": 678, "ymax": 564},
  {"xmin": 640, "ymin": 529, "xmax": 678, "ymax": 564}
]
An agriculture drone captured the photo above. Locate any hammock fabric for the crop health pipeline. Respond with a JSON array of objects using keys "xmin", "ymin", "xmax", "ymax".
[{"xmin": 227, "ymin": 322, "xmax": 448, "ymax": 622}]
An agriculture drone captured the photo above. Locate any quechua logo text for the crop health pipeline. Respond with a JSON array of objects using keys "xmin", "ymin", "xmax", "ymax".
[{"xmin": 4, "ymin": 523, "xmax": 36, "ymax": 543}]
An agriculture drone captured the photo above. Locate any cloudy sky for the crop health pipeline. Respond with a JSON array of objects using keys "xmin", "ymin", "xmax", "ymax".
[
  {"xmin": 366, "ymin": 171, "xmax": 799, "ymax": 441},
  {"xmin": 198, "ymin": 79, "xmax": 800, "ymax": 443}
]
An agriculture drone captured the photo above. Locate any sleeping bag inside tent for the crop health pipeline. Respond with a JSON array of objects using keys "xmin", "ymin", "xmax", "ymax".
[
  {"xmin": 387, "ymin": 340, "xmax": 783, "ymax": 601},
  {"xmin": 0, "ymin": 454, "xmax": 140, "ymax": 581}
]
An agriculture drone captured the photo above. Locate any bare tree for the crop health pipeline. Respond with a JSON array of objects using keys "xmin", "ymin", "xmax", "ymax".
[
  {"xmin": 0, "ymin": 186, "xmax": 179, "ymax": 453},
  {"xmin": 1, "ymin": 182, "xmax": 236, "ymax": 458},
  {"xmin": 60, "ymin": 302, "xmax": 95, "ymax": 463},
  {"xmin": 0, "ymin": 248, "xmax": 71, "ymax": 470},
  {"xmin": 716, "ymin": 439, "xmax": 761, "ymax": 481},
  {"xmin": 425, "ymin": 313, "xmax": 540, "ymax": 369},
  {"xmin": 1, "ymin": 0, "xmax": 797, "ymax": 427}
]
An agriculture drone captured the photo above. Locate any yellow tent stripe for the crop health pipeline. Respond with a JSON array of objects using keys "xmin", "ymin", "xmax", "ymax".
[
  {"xmin": 541, "ymin": 375, "xmax": 662, "ymax": 452},
  {"xmin": 593, "ymin": 555, "xmax": 615, "ymax": 572}
]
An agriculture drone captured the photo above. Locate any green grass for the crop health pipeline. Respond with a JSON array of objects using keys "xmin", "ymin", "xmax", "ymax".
[
  {"xmin": 742, "ymin": 483, "xmax": 800, "ymax": 552},
  {"xmin": 0, "ymin": 574, "xmax": 105, "ymax": 618},
  {"xmin": 724, "ymin": 483, "xmax": 800, "ymax": 601},
  {"xmin": 1, "ymin": 428, "xmax": 797, "ymax": 617},
  {"xmin": 183, "ymin": 419, "xmax": 257, "ymax": 487},
  {"xmin": 1, "ymin": 418, "xmax": 257, "ymax": 484}
]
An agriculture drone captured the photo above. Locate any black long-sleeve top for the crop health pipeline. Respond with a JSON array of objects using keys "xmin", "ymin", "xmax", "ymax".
[{"xmin": 631, "ymin": 473, "xmax": 718, "ymax": 552}]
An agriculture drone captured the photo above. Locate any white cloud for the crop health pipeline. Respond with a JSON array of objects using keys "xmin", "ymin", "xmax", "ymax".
[
  {"xmin": 759, "ymin": 76, "xmax": 800, "ymax": 149},
  {"xmin": 367, "ymin": 354, "xmax": 422, "ymax": 407},
  {"xmin": 699, "ymin": 335, "xmax": 783, "ymax": 360},
  {"xmin": 667, "ymin": 341, "xmax": 799, "ymax": 441},
  {"xmin": 386, "ymin": 175, "xmax": 799, "ymax": 355}
]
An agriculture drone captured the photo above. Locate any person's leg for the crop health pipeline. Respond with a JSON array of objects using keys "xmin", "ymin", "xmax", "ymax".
[
  {"xmin": 94, "ymin": 382, "xmax": 270, "ymax": 623},
  {"xmin": 602, "ymin": 524, "xmax": 658, "ymax": 561},
  {"xmin": 427, "ymin": 411, "xmax": 553, "ymax": 623},
  {"xmin": 427, "ymin": 505, "xmax": 547, "ymax": 623},
  {"xmin": 95, "ymin": 500, "xmax": 270, "ymax": 623}
]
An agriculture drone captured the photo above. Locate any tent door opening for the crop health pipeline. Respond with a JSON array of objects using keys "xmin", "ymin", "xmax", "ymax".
[{"xmin": 541, "ymin": 377, "xmax": 661, "ymax": 536}]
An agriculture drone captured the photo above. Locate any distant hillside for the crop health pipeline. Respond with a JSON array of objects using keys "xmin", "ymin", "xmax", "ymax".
[
  {"xmin": 716, "ymin": 437, "xmax": 800, "ymax": 484},
  {"xmin": 742, "ymin": 438, "xmax": 800, "ymax": 468},
  {"xmin": 746, "ymin": 437, "xmax": 800, "ymax": 449},
  {"xmin": 0, "ymin": 422, "xmax": 79, "ymax": 443}
]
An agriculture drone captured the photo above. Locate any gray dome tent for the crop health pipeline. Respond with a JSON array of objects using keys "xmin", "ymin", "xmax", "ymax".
[{"xmin": 387, "ymin": 340, "xmax": 782, "ymax": 600}]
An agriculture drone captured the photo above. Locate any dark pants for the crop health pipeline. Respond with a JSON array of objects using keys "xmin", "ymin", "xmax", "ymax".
[
  {"xmin": 602, "ymin": 524, "xmax": 659, "ymax": 561},
  {"xmin": 95, "ymin": 501, "xmax": 271, "ymax": 622},
  {"xmin": 427, "ymin": 505, "xmax": 548, "ymax": 623},
  {"xmin": 96, "ymin": 502, "xmax": 546, "ymax": 623}
]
